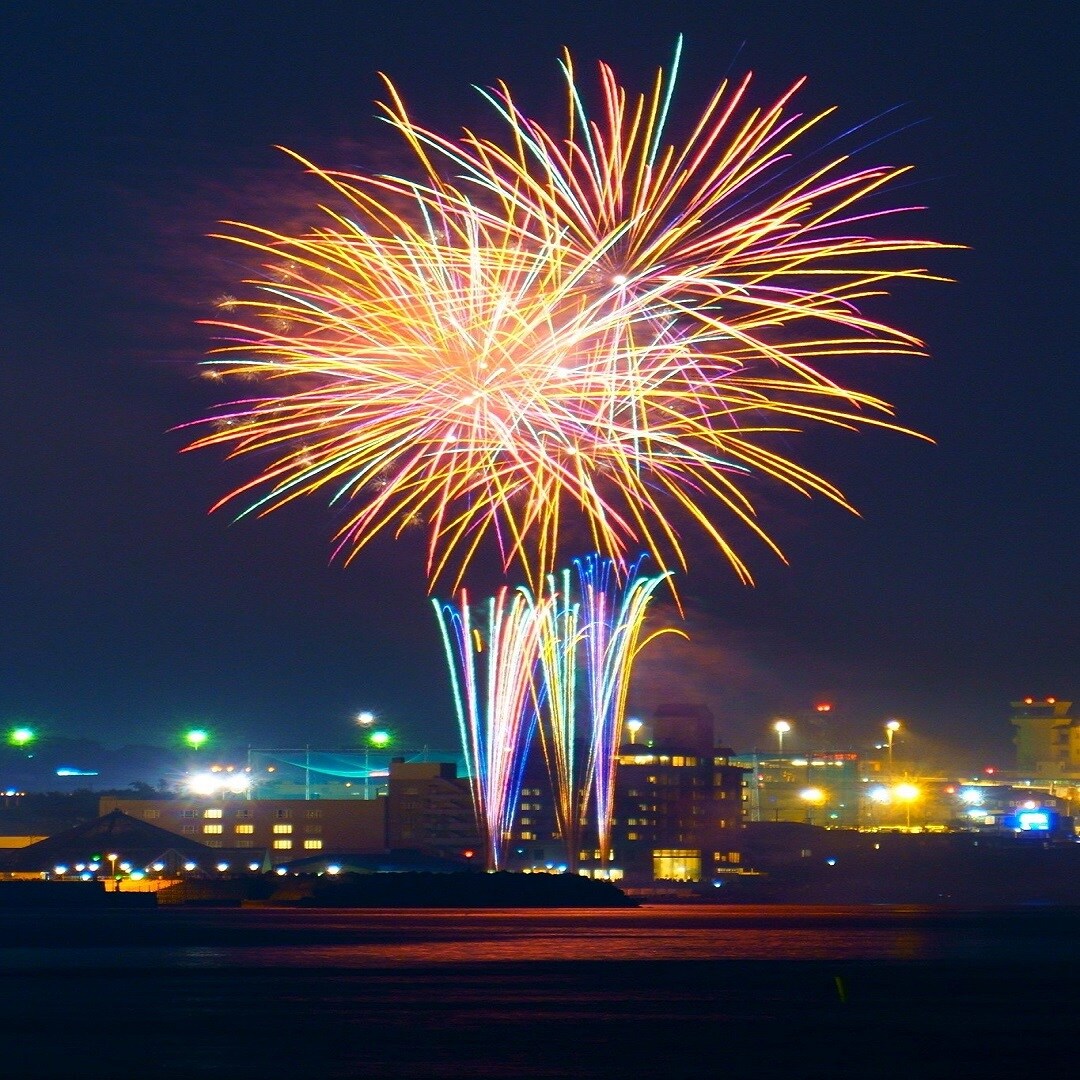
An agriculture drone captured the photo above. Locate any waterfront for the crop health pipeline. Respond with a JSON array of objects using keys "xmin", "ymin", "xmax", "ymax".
[{"xmin": 4, "ymin": 905, "xmax": 1079, "ymax": 1077}]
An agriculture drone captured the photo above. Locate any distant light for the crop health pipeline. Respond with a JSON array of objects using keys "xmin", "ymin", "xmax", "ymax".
[
  {"xmin": 368, "ymin": 730, "xmax": 391, "ymax": 749},
  {"xmin": 611, "ymin": 273, "xmax": 628, "ymax": 285},
  {"xmin": 959, "ymin": 788, "xmax": 983, "ymax": 806},
  {"xmin": 356, "ymin": 711, "xmax": 375, "ymax": 728},
  {"xmin": 1047, "ymin": 697, "xmax": 1056, "ymax": 704},
  {"xmin": 119, "ymin": 861, "xmax": 131, "ymax": 873},
  {"xmin": 183, "ymin": 861, "xmax": 197, "ymax": 872},
  {"xmin": 8, "ymin": 727, "xmax": 35, "ymax": 747},
  {"xmin": 129, "ymin": 871, "xmax": 145, "ymax": 881},
  {"xmin": 1016, "ymin": 810, "xmax": 1051, "ymax": 832},
  {"xmin": 151, "ymin": 862, "xmax": 165, "ymax": 872},
  {"xmin": 54, "ymin": 865, "xmax": 68, "ymax": 876},
  {"xmin": 275, "ymin": 867, "xmax": 287, "ymax": 876},
  {"xmin": 248, "ymin": 862, "xmax": 261, "ymax": 872},
  {"xmin": 216, "ymin": 862, "xmax": 230, "ymax": 872},
  {"xmin": 893, "ymin": 783, "xmax": 920, "ymax": 803},
  {"xmin": 56, "ymin": 768, "xmax": 98, "ymax": 777},
  {"xmin": 184, "ymin": 728, "xmax": 209, "ymax": 749},
  {"xmin": 826, "ymin": 858, "xmax": 837, "ymax": 866},
  {"xmin": 815, "ymin": 703, "xmax": 832, "ymax": 713},
  {"xmin": 326, "ymin": 864, "xmax": 342, "ymax": 875},
  {"xmin": 867, "ymin": 785, "xmax": 891, "ymax": 804},
  {"xmin": 1024, "ymin": 697, "xmax": 1033, "ymax": 705}
]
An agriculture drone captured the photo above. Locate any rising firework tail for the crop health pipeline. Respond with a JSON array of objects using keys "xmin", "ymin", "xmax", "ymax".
[{"xmin": 434, "ymin": 556, "xmax": 678, "ymax": 872}]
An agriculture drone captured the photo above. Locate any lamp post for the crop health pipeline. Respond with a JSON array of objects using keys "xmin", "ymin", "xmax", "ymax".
[
  {"xmin": 773, "ymin": 719, "xmax": 791, "ymax": 755},
  {"xmin": 106, "ymin": 852, "xmax": 119, "ymax": 892},
  {"xmin": 626, "ymin": 717, "xmax": 643, "ymax": 745},
  {"xmin": 8, "ymin": 726, "xmax": 36, "ymax": 749},
  {"xmin": 799, "ymin": 787, "xmax": 826, "ymax": 825},
  {"xmin": 184, "ymin": 728, "xmax": 209, "ymax": 752},
  {"xmin": 885, "ymin": 720, "xmax": 901, "ymax": 776},
  {"xmin": 893, "ymin": 782, "xmax": 920, "ymax": 829}
]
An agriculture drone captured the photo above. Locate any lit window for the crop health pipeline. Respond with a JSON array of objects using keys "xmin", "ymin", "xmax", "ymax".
[
  {"xmin": 143, "ymin": 809, "xmax": 160, "ymax": 819},
  {"xmin": 272, "ymin": 839, "xmax": 293, "ymax": 850},
  {"xmin": 520, "ymin": 817, "xmax": 532, "ymax": 826},
  {"xmin": 203, "ymin": 808, "xmax": 223, "ymax": 819},
  {"xmin": 235, "ymin": 824, "xmax": 254, "ymax": 835},
  {"xmin": 303, "ymin": 840, "xmax": 323, "ymax": 850},
  {"xmin": 627, "ymin": 832, "xmax": 639, "ymax": 840},
  {"xmin": 520, "ymin": 831, "xmax": 536, "ymax": 840},
  {"xmin": 203, "ymin": 824, "xmax": 223, "ymax": 834},
  {"xmin": 272, "ymin": 824, "xmax": 293, "ymax": 834}
]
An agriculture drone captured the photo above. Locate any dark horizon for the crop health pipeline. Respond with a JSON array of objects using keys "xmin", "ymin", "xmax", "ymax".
[{"xmin": 1, "ymin": 2, "xmax": 1075, "ymax": 764}]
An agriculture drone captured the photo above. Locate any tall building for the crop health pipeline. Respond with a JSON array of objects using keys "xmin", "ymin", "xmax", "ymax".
[
  {"xmin": 1011, "ymin": 698, "xmax": 1079, "ymax": 776},
  {"xmin": 507, "ymin": 704, "xmax": 748, "ymax": 884}
]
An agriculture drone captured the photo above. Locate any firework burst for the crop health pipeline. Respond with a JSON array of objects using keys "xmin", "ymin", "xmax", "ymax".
[{"xmin": 189, "ymin": 43, "xmax": 948, "ymax": 590}]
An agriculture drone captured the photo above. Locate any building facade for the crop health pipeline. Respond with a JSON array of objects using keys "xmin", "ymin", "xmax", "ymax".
[{"xmin": 1011, "ymin": 698, "xmax": 1079, "ymax": 776}]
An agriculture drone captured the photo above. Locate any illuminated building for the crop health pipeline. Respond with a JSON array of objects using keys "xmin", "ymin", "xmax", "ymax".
[
  {"xmin": 733, "ymin": 751, "xmax": 862, "ymax": 826},
  {"xmin": 100, "ymin": 759, "xmax": 478, "ymax": 865},
  {"xmin": 1010, "ymin": 698, "xmax": 1079, "ymax": 776},
  {"xmin": 507, "ymin": 705, "xmax": 747, "ymax": 884}
]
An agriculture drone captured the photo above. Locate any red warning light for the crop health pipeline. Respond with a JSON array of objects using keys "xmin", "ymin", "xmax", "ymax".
[{"xmin": 815, "ymin": 703, "xmax": 832, "ymax": 713}]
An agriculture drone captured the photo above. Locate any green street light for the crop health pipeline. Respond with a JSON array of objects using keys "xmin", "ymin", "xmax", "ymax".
[
  {"xmin": 368, "ymin": 729, "xmax": 391, "ymax": 749},
  {"xmin": 8, "ymin": 727, "xmax": 36, "ymax": 748},
  {"xmin": 184, "ymin": 729, "xmax": 209, "ymax": 750}
]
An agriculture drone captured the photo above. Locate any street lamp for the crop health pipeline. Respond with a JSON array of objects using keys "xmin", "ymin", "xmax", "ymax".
[
  {"xmin": 893, "ymin": 782, "xmax": 920, "ymax": 829},
  {"xmin": 626, "ymin": 717, "xmax": 644, "ymax": 745},
  {"xmin": 184, "ymin": 728, "xmax": 209, "ymax": 751},
  {"xmin": 799, "ymin": 787, "xmax": 826, "ymax": 825},
  {"xmin": 7, "ymin": 727, "xmax": 36, "ymax": 748},
  {"xmin": 885, "ymin": 720, "xmax": 901, "ymax": 775},
  {"xmin": 773, "ymin": 719, "xmax": 791, "ymax": 754},
  {"xmin": 360, "ymin": 726, "xmax": 392, "ymax": 800},
  {"xmin": 106, "ymin": 852, "xmax": 119, "ymax": 891}
]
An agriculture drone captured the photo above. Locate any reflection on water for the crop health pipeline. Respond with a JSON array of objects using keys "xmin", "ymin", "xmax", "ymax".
[
  {"xmin": 3, "ymin": 904, "xmax": 1078, "ymax": 969},
  {"xmin": 2, "ymin": 907, "xmax": 1079, "ymax": 1078}
]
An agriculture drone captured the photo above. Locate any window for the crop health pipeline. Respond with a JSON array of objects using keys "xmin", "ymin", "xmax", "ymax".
[
  {"xmin": 275, "ymin": 809, "xmax": 290, "ymax": 819},
  {"xmin": 272, "ymin": 824, "xmax": 293, "ymax": 835},
  {"xmin": 520, "ymin": 817, "xmax": 532, "ymax": 826},
  {"xmin": 203, "ymin": 824, "xmax": 223, "ymax": 835},
  {"xmin": 204, "ymin": 808, "xmax": 223, "ymax": 819},
  {"xmin": 180, "ymin": 809, "xmax": 197, "ymax": 819},
  {"xmin": 306, "ymin": 809, "xmax": 322, "ymax": 819},
  {"xmin": 272, "ymin": 839, "xmax": 293, "ymax": 850},
  {"xmin": 235, "ymin": 824, "xmax": 254, "ymax": 835},
  {"xmin": 235, "ymin": 808, "xmax": 252, "ymax": 819},
  {"xmin": 181, "ymin": 824, "xmax": 197, "ymax": 834},
  {"xmin": 520, "ymin": 831, "xmax": 536, "ymax": 840},
  {"xmin": 303, "ymin": 839, "xmax": 323, "ymax": 850},
  {"xmin": 652, "ymin": 848, "xmax": 701, "ymax": 882},
  {"xmin": 304, "ymin": 825, "xmax": 322, "ymax": 835},
  {"xmin": 143, "ymin": 809, "xmax": 160, "ymax": 820}
]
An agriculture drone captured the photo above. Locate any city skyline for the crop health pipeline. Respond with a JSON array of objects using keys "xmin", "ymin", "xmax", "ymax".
[{"xmin": 1, "ymin": 3, "xmax": 1075, "ymax": 762}]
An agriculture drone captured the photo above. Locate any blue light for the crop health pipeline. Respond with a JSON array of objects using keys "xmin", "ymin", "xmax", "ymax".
[{"xmin": 1016, "ymin": 810, "xmax": 1051, "ymax": 831}]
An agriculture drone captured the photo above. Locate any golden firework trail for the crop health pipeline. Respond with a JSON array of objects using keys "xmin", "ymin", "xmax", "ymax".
[{"xmin": 189, "ymin": 42, "xmax": 949, "ymax": 591}]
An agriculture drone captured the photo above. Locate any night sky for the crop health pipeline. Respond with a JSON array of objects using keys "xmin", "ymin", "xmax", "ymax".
[{"xmin": 1, "ymin": 2, "xmax": 1075, "ymax": 765}]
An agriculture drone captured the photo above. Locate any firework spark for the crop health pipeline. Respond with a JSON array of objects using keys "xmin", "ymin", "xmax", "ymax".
[
  {"xmin": 189, "ymin": 44, "xmax": 947, "ymax": 590},
  {"xmin": 433, "ymin": 585, "xmax": 541, "ymax": 871}
]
